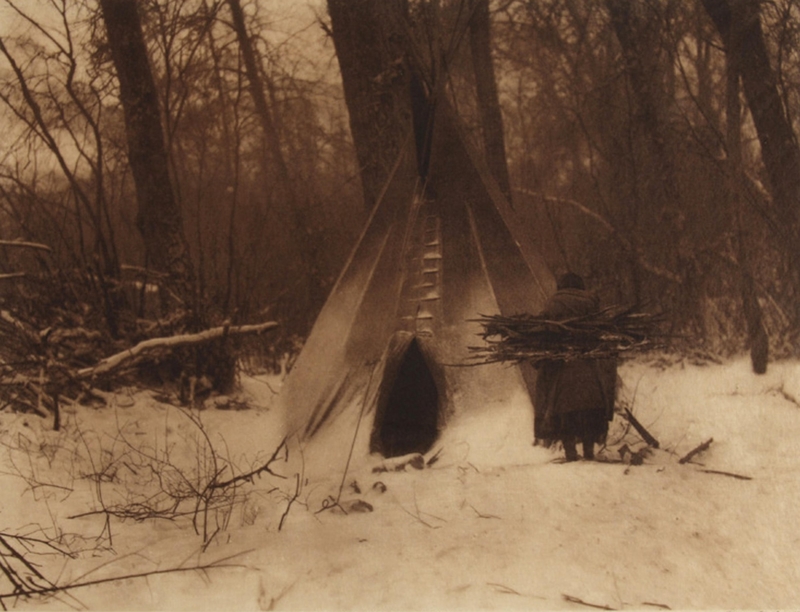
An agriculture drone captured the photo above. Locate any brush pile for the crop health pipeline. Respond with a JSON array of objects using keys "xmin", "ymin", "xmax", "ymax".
[{"xmin": 469, "ymin": 306, "xmax": 666, "ymax": 365}]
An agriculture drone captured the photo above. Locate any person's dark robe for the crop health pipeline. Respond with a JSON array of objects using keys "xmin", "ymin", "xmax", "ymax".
[{"xmin": 533, "ymin": 288, "xmax": 616, "ymax": 442}]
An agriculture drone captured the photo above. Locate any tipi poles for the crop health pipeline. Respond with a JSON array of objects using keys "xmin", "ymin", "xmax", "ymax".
[{"xmin": 335, "ymin": 364, "xmax": 378, "ymax": 505}]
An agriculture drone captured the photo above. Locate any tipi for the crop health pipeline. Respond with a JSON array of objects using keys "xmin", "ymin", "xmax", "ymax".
[{"xmin": 282, "ymin": 98, "xmax": 555, "ymax": 474}]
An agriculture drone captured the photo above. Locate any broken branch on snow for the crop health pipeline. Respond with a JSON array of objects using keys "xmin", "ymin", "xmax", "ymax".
[
  {"xmin": 623, "ymin": 408, "xmax": 660, "ymax": 448},
  {"xmin": 562, "ymin": 593, "xmax": 617, "ymax": 610},
  {"xmin": 700, "ymin": 469, "xmax": 752, "ymax": 481},
  {"xmin": 679, "ymin": 438, "xmax": 713, "ymax": 464},
  {"xmin": 77, "ymin": 321, "xmax": 278, "ymax": 378}
]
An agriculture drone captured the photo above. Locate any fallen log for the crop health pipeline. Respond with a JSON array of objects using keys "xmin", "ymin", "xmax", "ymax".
[
  {"xmin": 679, "ymin": 437, "xmax": 713, "ymax": 464},
  {"xmin": 623, "ymin": 408, "xmax": 660, "ymax": 448},
  {"xmin": 77, "ymin": 321, "xmax": 278, "ymax": 378}
]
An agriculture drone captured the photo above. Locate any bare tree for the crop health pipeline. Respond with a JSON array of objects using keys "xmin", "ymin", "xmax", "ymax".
[
  {"xmin": 98, "ymin": 0, "xmax": 195, "ymax": 303},
  {"xmin": 226, "ymin": 0, "xmax": 294, "ymax": 204},
  {"xmin": 703, "ymin": 0, "xmax": 800, "ymax": 330},
  {"xmin": 718, "ymin": 6, "xmax": 769, "ymax": 373},
  {"xmin": 0, "ymin": 1, "xmax": 126, "ymax": 334}
]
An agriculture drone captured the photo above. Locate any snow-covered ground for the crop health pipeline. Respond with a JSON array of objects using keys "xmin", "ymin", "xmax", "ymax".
[{"xmin": 2, "ymin": 355, "xmax": 800, "ymax": 610}]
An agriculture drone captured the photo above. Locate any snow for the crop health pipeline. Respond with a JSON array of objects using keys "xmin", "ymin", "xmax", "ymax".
[{"xmin": 2, "ymin": 355, "xmax": 800, "ymax": 610}]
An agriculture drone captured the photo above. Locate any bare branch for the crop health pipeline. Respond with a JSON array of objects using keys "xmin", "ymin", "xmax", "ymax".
[
  {"xmin": 77, "ymin": 322, "xmax": 278, "ymax": 378},
  {"xmin": 678, "ymin": 437, "xmax": 713, "ymax": 464},
  {"xmin": 0, "ymin": 240, "xmax": 52, "ymax": 253}
]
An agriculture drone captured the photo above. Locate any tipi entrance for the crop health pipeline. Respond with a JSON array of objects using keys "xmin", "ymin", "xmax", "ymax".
[{"xmin": 370, "ymin": 336, "xmax": 440, "ymax": 458}]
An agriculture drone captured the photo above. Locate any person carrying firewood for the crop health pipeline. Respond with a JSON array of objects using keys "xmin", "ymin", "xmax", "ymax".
[{"xmin": 534, "ymin": 273, "xmax": 617, "ymax": 462}]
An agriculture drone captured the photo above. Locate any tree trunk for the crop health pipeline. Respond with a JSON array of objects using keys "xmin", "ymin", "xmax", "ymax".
[
  {"xmin": 98, "ymin": 0, "xmax": 194, "ymax": 302},
  {"xmin": 226, "ymin": 0, "xmax": 294, "ymax": 204},
  {"xmin": 468, "ymin": 0, "xmax": 512, "ymax": 204},
  {"xmin": 327, "ymin": 0, "xmax": 415, "ymax": 211},
  {"xmin": 723, "ymin": 4, "xmax": 768, "ymax": 374},
  {"xmin": 605, "ymin": 0, "xmax": 698, "ymax": 331},
  {"xmin": 702, "ymin": 0, "xmax": 800, "ymax": 329},
  {"xmin": 227, "ymin": 0, "xmax": 323, "ymax": 335}
]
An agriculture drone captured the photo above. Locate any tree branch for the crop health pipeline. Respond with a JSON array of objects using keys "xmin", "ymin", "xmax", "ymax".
[
  {"xmin": 679, "ymin": 437, "xmax": 713, "ymax": 464},
  {"xmin": 0, "ymin": 240, "xmax": 52, "ymax": 253},
  {"xmin": 77, "ymin": 322, "xmax": 278, "ymax": 378}
]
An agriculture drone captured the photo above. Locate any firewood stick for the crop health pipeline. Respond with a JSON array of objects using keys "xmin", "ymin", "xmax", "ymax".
[
  {"xmin": 623, "ymin": 408, "xmax": 660, "ymax": 448},
  {"xmin": 679, "ymin": 437, "xmax": 713, "ymax": 464}
]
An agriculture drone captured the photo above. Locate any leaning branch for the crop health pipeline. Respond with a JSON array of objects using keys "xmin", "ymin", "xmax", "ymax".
[
  {"xmin": 77, "ymin": 322, "xmax": 278, "ymax": 378},
  {"xmin": 623, "ymin": 408, "xmax": 660, "ymax": 448},
  {"xmin": 678, "ymin": 438, "xmax": 713, "ymax": 464}
]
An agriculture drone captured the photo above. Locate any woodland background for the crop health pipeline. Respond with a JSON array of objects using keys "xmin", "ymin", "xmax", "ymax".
[{"xmin": 1, "ymin": 0, "xmax": 800, "ymax": 400}]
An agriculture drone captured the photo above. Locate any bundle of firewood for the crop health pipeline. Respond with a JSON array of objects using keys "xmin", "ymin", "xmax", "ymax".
[{"xmin": 469, "ymin": 306, "xmax": 666, "ymax": 365}]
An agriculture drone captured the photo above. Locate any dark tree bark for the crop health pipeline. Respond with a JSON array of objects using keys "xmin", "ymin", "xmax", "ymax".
[
  {"xmin": 702, "ymin": 0, "xmax": 800, "ymax": 327},
  {"xmin": 723, "ymin": 15, "xmax": 768, "ymax": 374},
  {"xmin": 468, "ymin": 0, "xmax": 512, "ymax": 203},
  {"xmin": 327, "ymin": 0, "xmax": 415, "ymax": 210},
  {"xmin": 98, "ymin": 0, "xmax": 194, "ymax": 299}
]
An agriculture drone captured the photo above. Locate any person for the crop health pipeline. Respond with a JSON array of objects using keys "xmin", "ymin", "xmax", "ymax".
[{"xmin": 534, "ymin": 273, "xmax": 616, "ymax": 462}]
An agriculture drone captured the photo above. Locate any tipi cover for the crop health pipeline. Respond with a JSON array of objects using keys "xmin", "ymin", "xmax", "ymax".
[{"xmin": 282, "ymin": 103, "xmax": 555, "ymax": 475}]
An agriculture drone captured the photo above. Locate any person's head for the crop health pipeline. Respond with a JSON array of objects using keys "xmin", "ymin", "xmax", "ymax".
[{"xmin": 556, "ymin": 272, "xmax": 585, "ymax": 291}]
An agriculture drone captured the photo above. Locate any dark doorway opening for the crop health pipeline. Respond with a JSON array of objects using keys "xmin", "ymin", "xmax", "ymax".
[{"xmin": 371, "ymin": 338, "xmax": 439, "ymax": 457}]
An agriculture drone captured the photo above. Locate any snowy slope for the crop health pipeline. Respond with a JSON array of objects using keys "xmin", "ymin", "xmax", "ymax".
[{"xmin": 1, "ymin": 356, "xmax": 799, "ymax": 610}]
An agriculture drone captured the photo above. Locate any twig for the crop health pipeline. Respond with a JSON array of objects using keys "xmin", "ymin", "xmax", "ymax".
[
  {"xmin": 208, "ymin": 438, "xmax": 286, "ymax": 489},
  {"xmin": 396, "ymin": 495, "xmax": 442, "ymax": 529},
  {"xmin": 642, "ymin": 601, "xmax": 672, "ymax": 609},
  {"xmin": 0, "ymin": 533, "xmax": 72, "ymax": 558},
  {"xmin": 487, "ymin": 582, "xmax": 521, "ymax": 595},
  {"xmin": 679, "ymin": 438, "xmax": 713, "ymax": 464},
  {"xmin": 0, "ymin": 560, "xmax": 244, "ymax": 603},
  {"xmin": 213, "ymin": 438, "xmax": 288, "ymax": 489},
  {"xmin": 278, "ymin": 474, "xmax": 301, "ymax": 531},
  {"xmin": 700, "ymin": 469, "xmax": 752, "ymax": 481},
  {"xmin": 0, "ymin": 535, "xmax": 59, "ymax": 597},
  {"xmin": 562, "ymin": 593, "xmax": 617, "ymax": 610},
  {"xmin": 77, "ymin": 322, "xmax": 278, "ymax": 378},
  {"xmin": 469, "ymin": 504, "xmax": 501, "ymax": 519}
]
